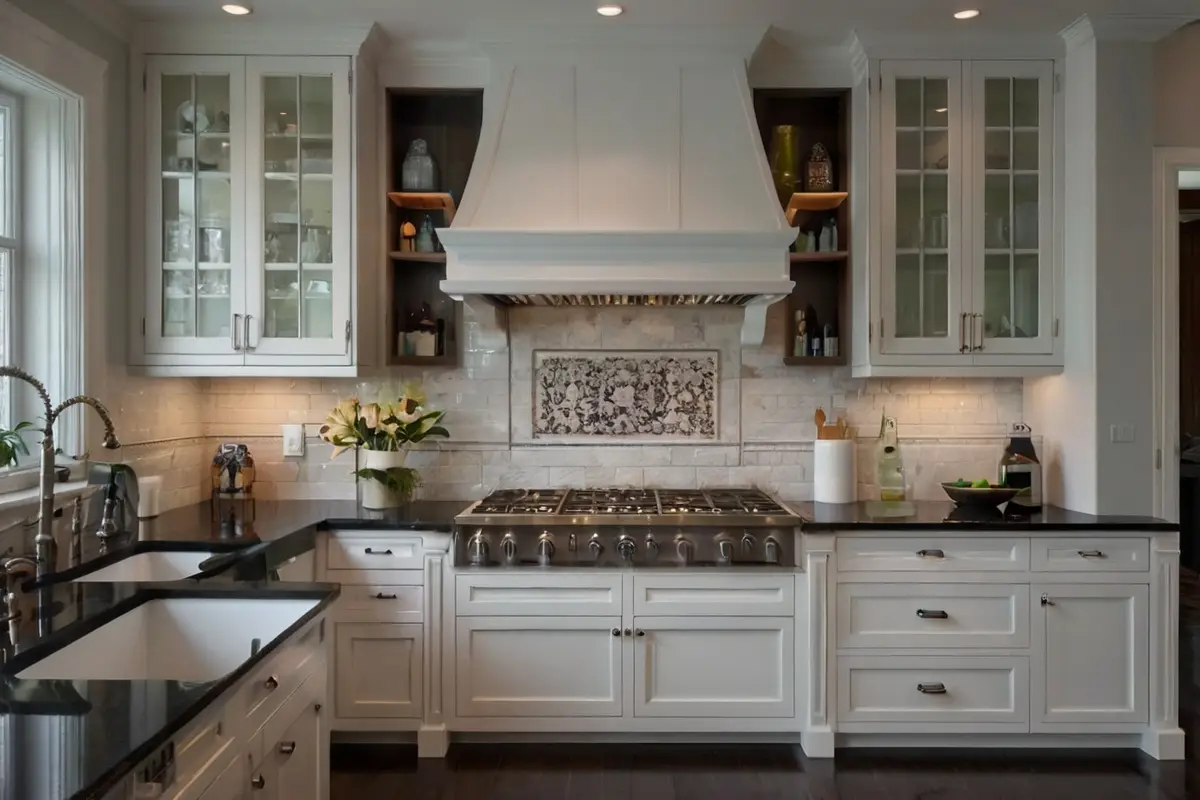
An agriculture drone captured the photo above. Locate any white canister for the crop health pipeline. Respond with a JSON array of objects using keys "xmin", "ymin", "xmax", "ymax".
[
  {"xmin": 359, "ymin": 449, "xmax": 410, "ymax": 510},
  {"xmin": 813, "ymin": 439, "xmax": 857, "ymax": 504}
]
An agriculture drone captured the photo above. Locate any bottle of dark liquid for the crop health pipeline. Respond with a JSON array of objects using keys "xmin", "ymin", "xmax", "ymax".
[{"xmin": 806, "ymin": 305, "xmax": 821, "ymax": 357}]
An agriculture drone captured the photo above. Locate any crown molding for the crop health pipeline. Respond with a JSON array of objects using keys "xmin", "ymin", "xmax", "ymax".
[
  {"xmin": 63, "ymin": 0, "xmax": 132, "ymax": 43},
  {"xmin": 1062, "ymin": 13, "xmax": 1196, "ymax": 46},
  {"xmin": 473, "ymin": 24, "xmax": 769, "ymax": 63},
  {"xmin": 134, "ymin": 20, "xmax": 375, "ymax": 56},
  {"xmin": 357, "ymin": 22, "xmax": 392, "ymax": 65},
  {"xmin": 845, "ymin": 32, "xmax": 868, "ymax": 86},
  {"xmin": 850, "ymin": 28, "xmax": 1063, "ymax": 60}
]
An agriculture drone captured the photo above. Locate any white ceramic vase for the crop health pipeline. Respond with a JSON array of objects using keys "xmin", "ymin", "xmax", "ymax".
[{"xmin": 359, "ymin": 449, "xmax": 410, "ymax": 510}]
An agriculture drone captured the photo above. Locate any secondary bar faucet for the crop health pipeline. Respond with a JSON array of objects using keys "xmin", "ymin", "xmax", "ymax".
[{"xmin": 0, "ymin": 366, "xmax": 120, "ymax": 575}]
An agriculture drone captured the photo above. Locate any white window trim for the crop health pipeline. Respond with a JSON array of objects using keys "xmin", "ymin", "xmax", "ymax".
[
  {"xmin": 0, "ymin": 87, "xmax": 17, "ymax": 432},
  {"xmin": 0, "ymin": 2, "xmax": 108, "ymax": 459}
]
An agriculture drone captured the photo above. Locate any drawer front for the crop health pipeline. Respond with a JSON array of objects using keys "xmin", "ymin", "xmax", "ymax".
[
  {"xmin": 327, "ymin": 534, "xmax": 424, "ymax": 571},
  {"xmin": 1031, "ymin": 538, "xmax": 1149, "ymax": 572},
  {"xmin": 837, "ymin": 584, "xmax": 1029, "ymax": 649},
  {"xmin": 633, "ymin": 574, "xmax": 795, "ymax": 617},
  {"xmin": 336, "ymin": 584, "xmax": 423, "ymax": 622},
  {"xmin": 838, "ymin": 536, "xmax": 1029, "ymax": 572},
  {"xmin": 838, "ymin": 656, "xmax": 1029, "ymax": 725},
  {"xmin": 239, "ymin": 618, "xmax": 323, "ymax": 735},
  {"xmin": 455, "ymin": 573, "xmax": 622, "ymax": 616}
]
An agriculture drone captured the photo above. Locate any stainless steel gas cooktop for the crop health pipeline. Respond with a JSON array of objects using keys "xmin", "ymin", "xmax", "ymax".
[{"xmin": 453, "ymin": 488, "xmax": 800, "ymax": 568}]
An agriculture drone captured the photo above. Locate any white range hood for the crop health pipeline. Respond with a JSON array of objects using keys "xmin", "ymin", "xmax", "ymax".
[{"xmin": 437, "ymin": 28, "xmax": 796, "ymax": 345}]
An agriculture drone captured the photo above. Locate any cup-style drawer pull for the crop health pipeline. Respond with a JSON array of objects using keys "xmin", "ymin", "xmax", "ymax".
[
  {"xmin": 917, "ymin": 682, "xmax": 947, "ymax": 695},
  {"xmin": 278, "ymin": 741, "xmax": 296, "ymax": 755},
  {"xmin": 1077, "ymin": 550, "xmax": 1106, "ymax": 559},
  {"xmin": 916, "ymin": 609, "xmax": 949, "ymax": 619},
  {"xmin": 251, "ymin": 775, "xmax": 266, "ymax": 790},
  {"xmin": 916, "ymin": 549, "xmax": 945, "ymax": 559},
  {"xmin": 364, "ymin": 548, "xmax": 393, "ymax": 555},
  {"xmin": 374, "ymin": 592, "xmax": 398, "ymax": 600},
  {"xmin": 264, "ymin": 675, "xmax": 279, "ymax": 691}
]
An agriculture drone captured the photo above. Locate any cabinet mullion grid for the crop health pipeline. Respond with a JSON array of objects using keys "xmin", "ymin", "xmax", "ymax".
[
  {"xmin": 296, "ymin": 75, "xmax": 305, "ymax": 339},
  {"xmin": 918, "ymin": 78, "xmax": 927, "ymax": 338},
  {"xmin": 189, "ymin": 73, "xmax": 199, "ymax": 337}
]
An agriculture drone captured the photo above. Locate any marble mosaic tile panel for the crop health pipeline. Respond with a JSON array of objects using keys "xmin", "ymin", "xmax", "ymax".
[{"xmin": 532, "ymin": 350, "xmax": 718, "ymax": 440}]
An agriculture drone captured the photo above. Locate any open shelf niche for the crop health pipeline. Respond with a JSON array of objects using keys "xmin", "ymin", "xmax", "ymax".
[
  {"xmin": 753, "ymin": 89, "xmax": 852, "ymax": 366},
  {"xmin": 385, "ymin": 89, "xmax": 483, "ymax": 367}
]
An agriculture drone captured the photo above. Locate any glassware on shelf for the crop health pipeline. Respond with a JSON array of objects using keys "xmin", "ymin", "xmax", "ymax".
[
  {"xmin": 768, "ymin": 125, "xmax": 798, "ymax": 206},
  {"xmin": 401, "ymin": 139, "xmax": 437, "ymax": 191},
  {"xmin": 415, "ymin": 215, "xmax": 435, "ymax": 252}
]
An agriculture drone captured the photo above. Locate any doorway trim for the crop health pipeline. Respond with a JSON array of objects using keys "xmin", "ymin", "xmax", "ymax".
[{"xmin": 1152, "ymin": 147, "xmax": 1200, "ymax": 522}]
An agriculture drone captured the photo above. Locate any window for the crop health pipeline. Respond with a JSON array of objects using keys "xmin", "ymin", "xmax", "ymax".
[{"xmin": 0, "ymin": 89, "xmax": 14, "ymax": 431}]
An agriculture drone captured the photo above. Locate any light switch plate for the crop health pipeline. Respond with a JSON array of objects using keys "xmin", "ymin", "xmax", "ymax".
[
  {"xmin": 1109, "ymin": 423, "xmax": 1136, "ymax": 443},
  {"xmin": 282, "ymin": 424, "xmax": 305, "ymax": 457}
]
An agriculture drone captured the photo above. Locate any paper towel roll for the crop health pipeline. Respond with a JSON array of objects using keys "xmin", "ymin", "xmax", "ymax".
[
  {"xmin": 814, "ymin": 439, "xmax": 857, "ymax": 504},
  {"xmin": 138, "ymin": 475, "xmax": 163, "ymax": 519}
]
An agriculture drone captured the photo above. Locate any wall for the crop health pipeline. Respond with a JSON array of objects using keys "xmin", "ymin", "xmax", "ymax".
[
  {"xmin": 1155, "ymin": 22, "xmax": 1200, "ymax": 148},
  {"xmin": 204, "ymin": 302, "xmax": 1022, "ymax": 503}
]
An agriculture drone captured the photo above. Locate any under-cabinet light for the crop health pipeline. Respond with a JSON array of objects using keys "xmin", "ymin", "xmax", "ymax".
[
  {"xmin": 953, "ymin": 9, "xmax": 980, "ymax": 19},
  {"xmin": 222, "ymin": 3, "xmax": 252, "ymax": 15},
  {"xmin": 597, "ymin": 5, "xmax": 625, "ymax": 16}
]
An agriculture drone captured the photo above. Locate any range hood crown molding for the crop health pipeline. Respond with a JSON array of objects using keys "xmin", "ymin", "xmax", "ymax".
[{"xmin": 473, "ymin": 24, "xmax": 771, "ymax": 62}]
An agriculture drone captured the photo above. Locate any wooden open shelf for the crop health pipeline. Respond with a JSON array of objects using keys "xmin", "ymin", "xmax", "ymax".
[
  {"xmin": 791, "ymin": 250, "xmax": 849, "ymax": 263},
  {"xmin": 784, "ymin": 355, "xmax": 848, "ymax": 366},
  {"xmin": 787, "ymin": 191, "xmax": 848, "ymax": 218},
  {"xmin": 388, "ymin": 191, "xmax": 458, "ymax": 223},
  {"xmin": 389, "ymin": 251, "xmax": 447, "ymax": 263},
  {"xmin": 389, "ymin": 354, "xmax": 459, "ymax": 367}
]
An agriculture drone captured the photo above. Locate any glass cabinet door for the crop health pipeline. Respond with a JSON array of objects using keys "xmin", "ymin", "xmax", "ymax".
[
  {"xmin": 970, "ymin": 61, "xmax": 1054, "ymax": 355},
  {"xmin": 880, "ymin": 62, "xmax": 967, "ymax": 356},
  {"xmin": 145, "ymin": 57, "xmax": 246, "ymax": 356},
  {"xmin": 245, "ymin": 57, "xmax": 351, "ymax": 359}
]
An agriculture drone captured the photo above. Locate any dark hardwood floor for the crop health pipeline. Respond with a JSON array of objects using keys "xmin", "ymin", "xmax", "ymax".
[{"xmin": 331, "ymin": 595, "xmax": 1200, "ymax": 800}]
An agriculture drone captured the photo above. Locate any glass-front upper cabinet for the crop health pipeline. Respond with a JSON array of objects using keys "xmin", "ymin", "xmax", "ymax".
[
  {"xmin": 970, "ymin": 61, "xmax": 1054, "ymax": 356},
  {"xmin": 145, "ymin": 56, "xmax": 246, "ymax": 358},
  {"xmin": 245, "ymin": 57, "xmax": 351, "ymax": 360},
  {"xmin": 879, "ymin": 61, "xmax": 967, "ymax": 356}
]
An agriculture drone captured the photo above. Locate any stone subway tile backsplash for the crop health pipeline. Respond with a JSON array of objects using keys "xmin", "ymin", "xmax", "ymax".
[{"xmin": 122, "ymin": 302, "xmax": 1024, "ymax": 503}]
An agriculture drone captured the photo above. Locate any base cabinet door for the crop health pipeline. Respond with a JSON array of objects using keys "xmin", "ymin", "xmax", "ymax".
[
  {"xmin": 334, "ymin": 622, "xmax": 423, "ymax": 719},
  {"xmin": 456, "ymin": 616, "xmax": 623, "ymax": 717},
  {"xmin": 270, "ymin": 698, "xmax": 322, "ymax": 800},
  {"xmin": 1032, "ymin": 584, "xmax": 1148, "ymax": 729},
  {"xmin": 632, "ymin": 616, "xmax": 794, "ymax": 718}
]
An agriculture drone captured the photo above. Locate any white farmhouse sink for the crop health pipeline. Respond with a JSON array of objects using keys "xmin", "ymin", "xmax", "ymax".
[
  {"xmin": 71, "ymin": 551, "xmax": 221, "ymax": 583},
  {"xmin": 17, "ymin": 597, "xmax": 319, "ymax": 681}
]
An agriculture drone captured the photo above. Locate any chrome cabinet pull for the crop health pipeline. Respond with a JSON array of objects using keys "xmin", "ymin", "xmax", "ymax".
[
  {"xmin": 364, "ymin": 548, "xmax": 393, "ymax": 555},
  {"xmin": 244, "ymin": 314, "xmax": 254, "ymax": 351},
  {"xmin": 1077, "ymin": 550, "xmax": 1106, "ymax": 559},
  {"xmin": 374, "ymin": 592, "xmax": 397, "ymax": 600},
  {"xmin": 623, "ymin": 628, "xmax": 632, "ymax": 637},
  {"xmin": 611, "ymin": 628, "xmax": 621, "ymax": 636},
  {"xmin": 916, "ymin": 548, "xmax": 945, "ymax": 559},
  {"xmin": 1041, "ymin": 593, "xmax": 1054, "ymax": 607},
  {"xmin": 232, "ymin": 313, "xmax": 242, "ymax": 351},
  {"xmin": 973, "ymin": 313, "xmax": 984, "ymax": 351},
  {"xmin": 917, "ymin": 682, "xmax": 947, "ymax": 695},
  {"xmin": 916, "ymin": 609, "xmax": 948, "ymax": 619},
  {"xmin": 635, "ymin": 629, "xmax": 646, "ymax": 637},
  {"xmin": 251, "ymin": 775, "xmax": 266, "ymax": 790},
  {"xmin": 278, "ymin": 741, "xmax": 296, "ymax": 755},
  {"xmin": 958, "ymin": 312, "xmax": 967, "ymax": 353},
  {"xmin": 264, "ymin": 675, "xmax": 279, "ymax": 690}
]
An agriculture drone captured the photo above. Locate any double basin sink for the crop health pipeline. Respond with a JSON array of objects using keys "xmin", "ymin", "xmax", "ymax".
[{"xmin": 10, "ymin": 543, "xmax": 318, "ymax": 683}]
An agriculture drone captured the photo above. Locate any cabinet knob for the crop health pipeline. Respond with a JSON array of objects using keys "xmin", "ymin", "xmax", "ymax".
[
  {"xmin": 278, "ymin": 741, "xmax": 296, "ymax": 755},
  {"xmin": 264, "ymin": 675, "xmax": 279, "ymax": 691},
  {"xmin": 251, "ymin": 775, "xmax": 266, "ymax": 790},
  {"xmin": 611, "ymin": 628, "xmax": 621, "ymax": 636},
  {"xmin": 1040, "ymin": 593, "xmax": 1055, "ymax": 607},
  {"xmin": 635, "ymin": 629, "xmax": 645, "ymax": 637}
]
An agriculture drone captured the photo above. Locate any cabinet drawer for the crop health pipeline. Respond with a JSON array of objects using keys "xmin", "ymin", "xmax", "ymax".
[
  {"xmin": 456, "ymin": 573, "xmax": 622, "ymax": 616},
  {"xmin": 837, "ymin": 583, "xmax": 1028, "ymax": 649},
  {"xmin": 838, "ymin": 656, "xmax": 1029, "ymax": 725},
  {"xmin": 326, "ymin": 533, "xmax": 424, "ymax": 571},
  {"xmin": 837, "ymin": 536, "xmax": 1029, "ymax": 572},
  {"xmin": 239, "ymin": 618, "xmax": 323, "ymax": 737},
  {"xmin": 248, "ymin": 667, "xmax": 324, "ymax": 771},
  {"xmin": 1031, "ymin": 538, "xmax": 1149, "ymax": 572},
  {"xmin": 336, "ymin": 584, "xmax": 423, "ymax": 622},
  {"xmin": 631, "ymin": 573, "xmax": 794, "ymax": 617}
]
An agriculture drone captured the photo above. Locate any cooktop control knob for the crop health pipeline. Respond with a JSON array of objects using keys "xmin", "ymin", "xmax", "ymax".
[
  {"xmin": 716, "ymin": 537, "xmax": 734, "ymax": 564},
  {"xmin": 617, "ymin": 536, "xmax": 636, "ymax": 563},
  {"xmin": 644, "ymin": 534, "xmax": 660, "ymax": 560},
  {"xmin": 764, "ymin": 536, "xmax": 781, "ymax": 565},
  {"xmin": 588, "ymin": 535, "xmax": 604, "ymax": 560},
  {"xmin": 501, "ymin": 534, "xmax": 518, "ymax": 565},
  {"xmin": 741, "ymin": 531, "xmax": 757, "ymax": 554},
  {"xmin": 468, "ymin": 530, "xmax": 491, "ymax": 566},
  {"xmin": 537, "ymin": 533, "xmax": 555, "ymax": 565},
  {"xmin": 675, "ymin": 535, "xmax": 694, "ymax": 565}
]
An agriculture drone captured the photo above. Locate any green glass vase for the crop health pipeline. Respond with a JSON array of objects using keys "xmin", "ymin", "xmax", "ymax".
[{"xmin": 768, "ymin": 125, "xmax": 799, "ymax": 206}]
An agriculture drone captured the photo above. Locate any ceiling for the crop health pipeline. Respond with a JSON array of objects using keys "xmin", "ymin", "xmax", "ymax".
[{"xmin": 120, "ymin": 0, "xmax": 1199, "ymax": 45}]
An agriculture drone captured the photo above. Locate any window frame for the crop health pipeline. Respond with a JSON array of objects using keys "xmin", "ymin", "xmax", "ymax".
[{"xmin": 0, "ymin": 87, "xmax": 17, "ymax": 434}]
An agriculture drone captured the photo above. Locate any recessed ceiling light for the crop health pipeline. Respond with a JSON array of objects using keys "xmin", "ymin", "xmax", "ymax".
[
  {"xmin": 935, "ymin": 107, "xmax": 948, "ymax": 113},
  {"xmin": 596, "ymin": 4, "xmax": 624, "ymax": 16},
  {"xmin": 953, "ymin": 9, "xmax": 980, "ymax": 19},
  {"xmin": 222, "ymin": 3, "xmax": 252, "ymax": 15}
]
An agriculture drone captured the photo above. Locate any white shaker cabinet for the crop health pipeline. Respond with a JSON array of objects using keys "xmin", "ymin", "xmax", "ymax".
[
  {"xmin": 859, "ymin": 58, "xmax": 1058, "ymax": 377},
  {"xmin": 1032, "ymin": 584, "xmax": 1149, "ymax": 730},
  {"xmin": 334, "ymin": 621, "xmax": 424, "ymax": 719},
  {"xmin": 137, "ymin": 54, "xmax": 355, "ymax": 375}
]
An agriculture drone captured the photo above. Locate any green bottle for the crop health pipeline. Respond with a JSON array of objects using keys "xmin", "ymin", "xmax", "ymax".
[{"xmin": 876, "ymin": 413, "xmax": 906, "ymax": 502}]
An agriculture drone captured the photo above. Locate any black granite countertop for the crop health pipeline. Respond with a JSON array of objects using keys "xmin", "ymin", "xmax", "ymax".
[
  {"xmin": 794, "ymin": 501, "xmax": 1179, "ymax": 531},
  {"xmin": 0, "ymin": 580, "xmax": 340, "ymax": 800}
]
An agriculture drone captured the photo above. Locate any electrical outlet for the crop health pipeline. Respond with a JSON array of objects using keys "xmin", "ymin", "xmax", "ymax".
[
  {"xmin": 282, "ymin": 424, "xmax": 305, "ymax": 457},
  {"xmin": 1109, "ymin": 424, "xmax": 1135, "ymax": 443}
]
